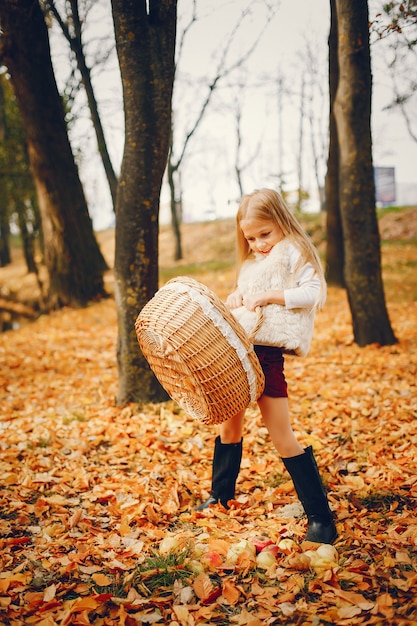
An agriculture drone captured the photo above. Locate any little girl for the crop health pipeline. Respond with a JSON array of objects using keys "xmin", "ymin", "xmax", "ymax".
[{"xmin": 195, "ymin": 188, "xmax": 337, "ymax": 545}]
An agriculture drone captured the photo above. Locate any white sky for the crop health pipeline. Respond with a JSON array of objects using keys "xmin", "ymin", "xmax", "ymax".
[{"xmin": 50, "ymin": 0, "xmax": 417, "ymax": 227}]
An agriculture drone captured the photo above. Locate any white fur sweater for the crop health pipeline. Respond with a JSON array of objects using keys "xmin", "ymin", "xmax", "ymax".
[{"xmin": 231, "ymin": 240, "xmax": 320, "ymax": 357}]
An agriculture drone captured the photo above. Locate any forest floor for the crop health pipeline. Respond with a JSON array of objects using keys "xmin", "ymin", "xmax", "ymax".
[{"xmin": 0, "ymin": 207, "xmax": 416, "ymax": 625}]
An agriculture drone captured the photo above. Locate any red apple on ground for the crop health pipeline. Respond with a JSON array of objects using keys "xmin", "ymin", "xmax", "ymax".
[
  {"xmin": 200, "ymin": 551, "xmax": 223, "ymax": 570},
  {"xmin": 260, "ymin": 543, "xmax": 279, "ymax": 557},
  {"xmin": 252, "ymin": 535, "xmax": 275, "ymax": 554}
]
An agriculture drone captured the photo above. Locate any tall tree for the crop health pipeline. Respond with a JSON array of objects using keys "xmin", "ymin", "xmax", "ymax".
[
  {"xmin": 296, "ymin": 73, "xmax": 306, "ymax": 212},
  {"xmin": 333, "ymin": 0, "xmax": 397, "ymax": 346},
  {"xmin": 111, "ymin": 0, "xmax": 177, "ymax": 405},
  {"xmin": 0, "ymin": 72, "xmax": 11, "ymax": 267},
  {"xmin": 168, "ymin": 1, "xmax": 275, "ymax": 260},
  {"xmin": 301, "ymin": 39, "xmax": 328, "ymax": 212},
  {"xmin": 324, "ymin": 0, "xmax": 344, "ymax": 286},
  {"xmin": 0, "ymin": 72, "xmax": 40, "ymax": 274},
  {"xmin": 231, "ymin": 78, "xmax": 263, "ymax": 197},
  {"xmin": 42, "ymin": 0, "xmax": 119, "ymax": 211},
  {"xmin": 0, "ymin": 0, "xmax": 107, "ymax": 309}
]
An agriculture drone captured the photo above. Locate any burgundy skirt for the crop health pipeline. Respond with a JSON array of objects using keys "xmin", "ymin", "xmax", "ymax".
[{"xmin": 254, "ymin": 345, "xmax": 288, "ymax": 398}]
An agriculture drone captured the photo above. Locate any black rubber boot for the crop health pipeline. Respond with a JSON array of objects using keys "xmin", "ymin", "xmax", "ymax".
[
  {"xmin": 195, "ymin": 436, "xmax": 242, "ymax": 511},
  {"xmin": 282, "ymin": 446, "xmax": 337, "ymax": 544}
]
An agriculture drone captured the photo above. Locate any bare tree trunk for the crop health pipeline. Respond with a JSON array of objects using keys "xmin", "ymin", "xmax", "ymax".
[
  {"xmin": 111, "ymin": 0, "xmax": 176, "ymax": 405},
  {"xmin": 0, "ymin": 71, "xmax": 40, "ymax": 274},
  {"xmin": 0, "ymin": 0, "xmax": 107, "ymax": 308},
  {"xmin": 296, "ymin": 74, "xmax": 305, "ymax": 212},
  {"xmin": 15, "ymin": 198, "xmax": 37, "ymax": 274},
  {"xmin": 325, "ymin": 0, "xmax": 344, "ymax": 286},
  {"xmin": 234, "ymin": 103, "xmax": 244, "ymax": 197},
  {"xmin": 0, "ymin": 194, "xmax": 11, "ymax": 267},
  {"xmin": 232, "ymin": 89, "xmax": 262, "ymax": 197},
  {"xmin": 277, "ymin": 72, "xmax": 285, "ymax": 194},
  {"xmin": 307, "ymin": 94, "xmax": 326, "ymax": 212},
  {"xmin": 334, "ymin": 0, "xmax": 397, "ymax": 346},
  {"xmin": 44, "ymin": 0, "xmax": 119, "ymax": 211},
  {"xmin": 167, "ymin": 129, "xmax": 183, "ymax": 261},
  {"xmin": 168, "ymin": 3, "xmax": 274, "ymax": 258},
  {"xmin": 0, "ymin": 72, "xmax": 11, "ymax": 267}
]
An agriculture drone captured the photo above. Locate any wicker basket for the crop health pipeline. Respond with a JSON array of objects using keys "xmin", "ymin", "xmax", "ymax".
[{"xmin": 135, "ymin": 276, "xmax": 265, "ymax": 425}]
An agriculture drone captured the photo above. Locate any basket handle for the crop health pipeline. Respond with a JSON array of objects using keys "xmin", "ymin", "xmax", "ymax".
[{"xmin": 248, "ymin": 306, "xmax": 264, "ymax": 343}]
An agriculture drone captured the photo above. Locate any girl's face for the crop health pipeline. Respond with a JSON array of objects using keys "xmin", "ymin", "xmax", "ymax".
[{"xmin": 240, "ymin": 217, "xmax": 284, "ymax": 256}]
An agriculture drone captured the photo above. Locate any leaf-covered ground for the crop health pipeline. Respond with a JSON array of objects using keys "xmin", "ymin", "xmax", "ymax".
[{"xmin": 1, "ymin": 222, "xmax": 417, "ymax": 625}]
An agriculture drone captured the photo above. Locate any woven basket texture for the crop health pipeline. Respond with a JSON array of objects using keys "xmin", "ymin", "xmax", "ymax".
[{"xmin": 135, "ymin": 276, "xmax": 265, "ymax": 425}]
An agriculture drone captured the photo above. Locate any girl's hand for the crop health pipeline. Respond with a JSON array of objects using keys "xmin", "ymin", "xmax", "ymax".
[
  {"xmin": 226, "ymin": 289, "xmax": 243, "ymax": 309},
  {"xmin": 243, "ymin": 290, "xmax": 285, "ymax": 310},
  {"xmin": 242, "ymin": 293, "xmax": 269, "ymax": 311}
]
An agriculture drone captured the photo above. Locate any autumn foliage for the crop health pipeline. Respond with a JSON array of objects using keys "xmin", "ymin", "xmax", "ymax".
[{"xmin": 1, "ymin": 213, "xmax": 416, "ymax": 624}]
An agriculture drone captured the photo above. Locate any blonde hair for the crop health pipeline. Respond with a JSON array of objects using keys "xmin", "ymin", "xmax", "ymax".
[{"xmin": 235, "ymin": 188, "xmax": 326, "ymax": 308}]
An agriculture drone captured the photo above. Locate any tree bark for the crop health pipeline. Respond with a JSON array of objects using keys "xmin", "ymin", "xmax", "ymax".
[
  {"xmin": 325, "ymin": 0, "xmax": 344, "ymax": 286},
  {"xmin": 0, "ymin": 73, "xmax": 11, "ymax": 267},
  {"xmin": 0, "ymin": 193, "xmax": 11, "ymax": 267},
  {"xmin": 111, "ymin": 0, "xmax": 177, "ymax": 405},
  {"xmin": 0, "ymin": 0, "xmax": 107, "ymax": 309},
  {"xmin": 334, "ymin": 0, "xmax": 397, "ymax": 346}
]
